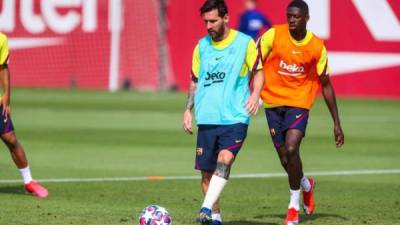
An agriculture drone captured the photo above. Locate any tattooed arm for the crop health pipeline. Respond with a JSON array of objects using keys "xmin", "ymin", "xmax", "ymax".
[{"xmin": 183, "ymin": 80, "xmax": 197, "ymax": 134}]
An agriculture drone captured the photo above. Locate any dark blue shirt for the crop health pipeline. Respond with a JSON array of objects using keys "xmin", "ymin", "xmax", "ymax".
[{"xmin": 238, "ymin": 9, "xmax": 271, "ymax": 40}]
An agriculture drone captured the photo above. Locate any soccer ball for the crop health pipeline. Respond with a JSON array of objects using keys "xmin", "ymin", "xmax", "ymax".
[{"xmin": 139, "ymin": 205, "xmax": 172, "ymax": 225}]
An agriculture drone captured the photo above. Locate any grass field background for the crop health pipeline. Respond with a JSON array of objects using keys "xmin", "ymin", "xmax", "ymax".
[{"xmin": 0, "ymin": 89, "xmax": 399, "ymax": 225}]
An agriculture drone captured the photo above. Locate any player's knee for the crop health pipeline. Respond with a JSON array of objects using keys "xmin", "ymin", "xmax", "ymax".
[
  {"xmin": 214, "ymin": 162, "xmax": 231, "ymax": 179},
  {"xmin": 285, "ymin": 144, "xmax": 299, "ymax": 157},
  {"xmin": 218, "ymin": 150, "xmax": 235, "ymax": 164},
  {"xmin": 2, "ymin": 134, "xmax": 18, "ymax": 150}
]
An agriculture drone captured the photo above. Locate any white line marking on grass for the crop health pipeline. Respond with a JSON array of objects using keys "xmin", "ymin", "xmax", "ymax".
[{"xmin": 1, "ymin": 169, "xmax": 399, "ymax": 184}]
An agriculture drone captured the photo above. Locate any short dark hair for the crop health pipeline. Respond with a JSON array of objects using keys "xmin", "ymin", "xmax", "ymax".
[
  {"xmin": 287, "ymin": 0, "xmax": 309, "ymax": 16},
  {"xmin": 200, "ymin": 0, "xmax": 228, "ymax": 17}
]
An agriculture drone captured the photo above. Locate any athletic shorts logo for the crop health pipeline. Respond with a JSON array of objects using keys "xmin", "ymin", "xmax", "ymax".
[
  {"xmin": 270, "ymin": 128, "xmax": 276, "ymax": 136},
  {"xmin": 196, "ymin": 147, "xmax": 203, "ymax": 156},
  {"xmin": 295, "ymin": 114, "xmax": 303, "ymax": 119},
  {"xmin": 235, "ymin": 139, "xmax": 242, "ymax": 143}
]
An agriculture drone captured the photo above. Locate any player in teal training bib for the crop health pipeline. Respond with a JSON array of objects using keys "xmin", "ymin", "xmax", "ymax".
[{"xmin": 182, "ymin": 1, "xmax": 264, "ymax": 224}]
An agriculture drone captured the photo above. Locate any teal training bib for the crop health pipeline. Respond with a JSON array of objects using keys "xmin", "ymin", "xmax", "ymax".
[{"xmin": 195, "ymin": 32, "xmax": 252, "ymax": 125}]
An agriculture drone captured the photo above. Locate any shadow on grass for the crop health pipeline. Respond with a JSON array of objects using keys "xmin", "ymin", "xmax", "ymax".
[
  {"xmin": 0, "ymin": 185, "xmax": 26, "ymax": 195},
  {"xmin": 300, "ymin": 213, "xmax": 348, "ymax": 223},
  {"xmin": 253, "ymin": 212, "xmax": 348, "ymax": 223},
  {"xmin": 206, "ymin": 212, "xmax": 348, "ymax": 225},
  {"xmin": 224, "ymin": 221, "xmax": 278, "ymax": 225}
]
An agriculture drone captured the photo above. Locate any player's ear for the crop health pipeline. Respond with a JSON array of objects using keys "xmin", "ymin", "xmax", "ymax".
[
  {"xmin": 223, "ymin": 14, "xmax": 229, "ymax": 24},
  {"xmin": 305, "ymin": 15, "xmax": 310, "ymax": 23}
]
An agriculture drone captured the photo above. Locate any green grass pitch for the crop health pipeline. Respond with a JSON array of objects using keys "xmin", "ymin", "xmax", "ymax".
[{"xmin": 0, "ymin": 89, "xmax": 399, "ymax": 225}]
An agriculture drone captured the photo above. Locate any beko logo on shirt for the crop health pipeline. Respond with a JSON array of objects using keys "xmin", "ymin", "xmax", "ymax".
[
  {"xmin": 278, "ymin": 60, "xmax": 304, "ymax": 76},
  {"xmin": 204, "ymin": 72, "xmax": 226, "ymax": 87},
  {"xmin": 205, "ymin": 72, "xmax": 225, "ymax": 80}
]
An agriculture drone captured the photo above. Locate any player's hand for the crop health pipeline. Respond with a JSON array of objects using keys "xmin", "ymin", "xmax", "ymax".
[
  {"xmin": 183, "ymin": 109, "xmax": 193, "ymax": 134},
  {"xmin": 334, "ymin": 124, "xmax": 344, "ymax": 148},
  {"xmin": 244, "ymin": 94, "xmax": 259, "ymax": 115},
  {"xmin": 0, "ymin": 94, "xmax": 10, "ymax": 121}
]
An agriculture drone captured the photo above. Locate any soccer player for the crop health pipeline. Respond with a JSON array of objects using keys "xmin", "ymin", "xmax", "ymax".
[
  {"xmin": 238, "ymin": 0, "xmax": 272, "ymax": 40},
  {"xmin": 182, "ymin": 0, "xmax": 264, "ymax": 224},
  {"xmin": 0, "ymin": 32, "xmax": 48, "ymax": 198},
  {"xmin": 257, "ymin": 1, "xmax": 344, "ymax": 224}
]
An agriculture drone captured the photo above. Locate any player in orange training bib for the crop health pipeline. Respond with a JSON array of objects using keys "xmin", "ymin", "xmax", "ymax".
[
  {"xmin": 0, "ymin": 32, "xmax": 48, "ymax": 198},
  {"xmin": 257, "ymin": 1, "xmax": 344, "ymax": 224}
]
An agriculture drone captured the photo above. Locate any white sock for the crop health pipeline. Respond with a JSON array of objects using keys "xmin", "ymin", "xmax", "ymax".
[
  {"xmin": 202, "ymin": 175, "xmax": 228, "ymax": 209},
  {"xmin": 301, "ymin": 176, "xmax": 311, "ymax": 192},
  {"xmin": 212, "ymin": 213, "xmax": 222, "ymax": 222},
  {"xmin": 288, "ymin": 189, "xmax": 300, "ymax": 210},
  {"xmin": 19, "ymin": 166, "xmax": 33, "ymax": 184}
]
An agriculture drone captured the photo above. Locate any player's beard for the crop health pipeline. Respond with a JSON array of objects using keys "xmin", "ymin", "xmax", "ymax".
[{"xmin": 208, "ymin": 25, "xmax": 225, "ymax": 42}]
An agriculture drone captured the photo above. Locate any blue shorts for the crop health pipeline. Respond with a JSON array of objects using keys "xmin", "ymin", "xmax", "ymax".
[
  {"xmin": 264, "ymin": 107, "xmax": 309, "ymax": 149},
  {"xmin": 0, "ymin": 106, "xmax": 14, "ymax": 135},
  {"xmin": 195, "ymin": 123, "xmax": 248, "ymax": 171}
]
